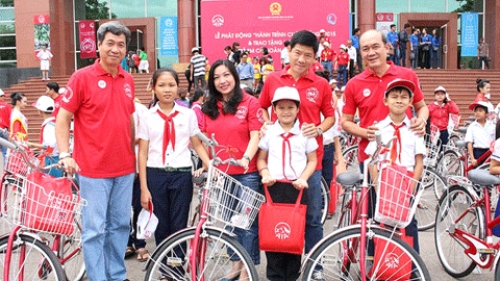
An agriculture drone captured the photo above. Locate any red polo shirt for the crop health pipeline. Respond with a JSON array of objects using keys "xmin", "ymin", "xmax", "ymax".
[
  {"xmin": 0, "ymin": 101, "xmax": 12, "ymax": 130},
  {"xmin": 52, "ymin": 94, "xmax": 64, "ymax": 117},
  {"xmin": 336, "ymin": 53, "xmax": 350, "ymax": 66},
  {"xmin": 259, "ymin": 66, "xmax": 335, "ymax": 170},
  {"xmin": 201, "ymin": 93, "xmax": 263, "ymax": 175},
  {"xmin": 61, "ymin": 59, "xmax": 135, "ymax": 177},
  {"xmin": 321, "ymin": 49, "xmax": 335, "ymax": 62},
  {"xmin": 342, "ymin": 62, "xmax": 424, "ymax": 161}
]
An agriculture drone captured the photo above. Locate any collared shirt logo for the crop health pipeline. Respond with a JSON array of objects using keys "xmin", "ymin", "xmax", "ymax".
[
  {"xmin": 62, "ymin": 87, "xmax": 74, "ymax": 103},
  {"xmin": 363, "ymin": 88, "xmax": 371, "ymax": 97},
  {"xmin": 124, "ymin": 83, "xmax": 132, "ymax": 98},
  {"xmin": 235, "ymin": 105, "xmax": 248, "ymax": 120},
  {"xmin": 306, "ymin": 87, "xmax": 319, "ymax": 103},
  {"xmin": 98, "ymin": 80, "xmax": 106, "ymax": 89}
]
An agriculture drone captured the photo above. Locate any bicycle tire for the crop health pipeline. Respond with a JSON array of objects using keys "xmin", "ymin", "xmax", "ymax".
[
  {"xmin": 320, "ymin": 177, "xmax": 330, "ymax": 225},
  {"xmin": 434, "ymin": 184, "xmax": 486, "ymax": 278},
  {"xmin": 342, "ymin": 145, "xmax": 360, "ymax": 174},
  {"xmin": 0, "ymin": 232, "xmax": 66, "ymax": 281},
  {"xmin": 301, "ymin": 226, "xmax": 431, "ymax": 280},
  {"xmin": 495, "ymin": 256, "xmax": 500, "ymax": 281},
  {"xmin": 437, "ymin": 149, "xmax": 463, "ymax": 179},
  {"xmin": 415, "ymin": 168, "xmax": 444, "ymax": 231},
  {"xmin": 144, "ymin": 228, "xmax": 259, "ymax": 281}
]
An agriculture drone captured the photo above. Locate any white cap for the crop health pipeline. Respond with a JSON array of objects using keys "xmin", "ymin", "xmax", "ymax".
[
  {"xmin": 33, "ymin": 95, "xmax": 54, "ymax": 112},
  {"xmin": 323, "ymin": 42, "xmax": 330, "ymax": 48},
  {"xmin": 320, "ymin": 29, "xmax": 326, "ymax": 33},
  {"xmin": 340, "ymin": 44, "xmax": 347, "ymax": 50},
  {"xmin": 272, "ymin": 86, "xmax": 301, "ymax": 104},
  {"xmin": 191, "ymin": 47, "xmax": 199, "ymax": 53},
  {"xmin": 469, "ymin": 100, "xmax": 490, "ymax": 112},
  {"xmin": 434, "ymin": 86, "xmax": 447, "ymax": 94},
  {"xmin": 0, "ymin": 89, "xmax": 4, "ymax": 97}
]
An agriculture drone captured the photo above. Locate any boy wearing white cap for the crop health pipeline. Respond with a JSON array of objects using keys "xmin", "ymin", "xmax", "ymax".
[
  {"xmin": 27, "ymin": 95, "xmax": 61, "ymax": 177},
  {"xmin": 466, "ymin": 100, "xmax": 495, "ymax": 167},
  {"xmin": 334, "ymin": 44, "xmax": 350, "ymax": 91},
  {"xmin": 257, "ymin": 86, "xmax": 318, "ymax": 281},
  {"xmin": 365, "ymin": 78, "xmax": 426, "ymax": 253}
]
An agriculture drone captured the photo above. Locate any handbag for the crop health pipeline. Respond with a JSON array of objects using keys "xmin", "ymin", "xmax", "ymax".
[
  {"xmin": 369, "ymin": 228, "xmax": 414, "ymax": 280},
  {"xmin": 23, "ymin": 171, "xmax": 79, "ymax": 235},
  {"xmin": 422, "ymin": 45, "xmax": 430, "ymax": 51},
  {"xmin": 137, "ymin": 201, "xmax": 159, "ymax": 239},
  {"xmin": 259, "ymin": 184, "xmax": 307, "ymax": 255}
]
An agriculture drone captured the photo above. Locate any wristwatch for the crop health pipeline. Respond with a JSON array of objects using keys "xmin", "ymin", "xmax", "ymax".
[
  {"xmin": 243, "ymin": 155, "xmax": 251, "ymax": 162},
  {"xmin": 59, "ymin": 152, "xmax": 71, "ymax": 159},
  {"xmin": 316, "ymin": 127, "xmax": 323, "ymax": 136}
]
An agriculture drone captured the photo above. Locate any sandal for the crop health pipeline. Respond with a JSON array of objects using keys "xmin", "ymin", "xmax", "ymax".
[
  {"xmin": 136, "ymin": 248, "xmax": 150, "ymax": 262},
  {"xmin": 417, "ymin": 203, "xmax": 428, "ymax": 209},
  {"xmin": 125, "ymin": 246, "xmax": 135, "ymax": 259}
]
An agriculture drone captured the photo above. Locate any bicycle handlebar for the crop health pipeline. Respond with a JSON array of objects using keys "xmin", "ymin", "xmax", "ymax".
[
  {"xmin": 0, "ymin": 137, "xmax": 63, "ymax": 172},
  {"xmin": 0, "ymin": 135, "xmax": 18, "ymax": 151}
]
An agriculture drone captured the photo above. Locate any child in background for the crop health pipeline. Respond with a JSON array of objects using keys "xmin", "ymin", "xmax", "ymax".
[
  {"xmin": 334, "ymin": 44, "xmax": 350, "ymax": 92},
  {"xmin": 257, "ymin": 86, "xmax": 318, "ymax": 281},
  {"xmin": 26, "ymin": 96, "xmax": 61, "ymax": 177},
  {"xmin": 428, "ymin": 86, "xmax": 459, "ymax": 147},
  {"xmin": 189, "ymin": 89, "xmax": 205, "ymax": 128},
  {"xmin": 465, "ymin": 100, "xmax": 496, "ymax": 167},
  {"xmin": 365, "ymin": 78, "xmax": 426, "ymax": 253}
]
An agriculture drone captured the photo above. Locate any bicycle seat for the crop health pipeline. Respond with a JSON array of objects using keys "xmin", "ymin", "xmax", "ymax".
[
  {"xmin": 455, "ymin": 140, "xmax": 467, "ymax": 149},
  {"xmin": 458, "ymin": 126, "xmax": 468, "ymax": 134},
  {"xmin": 337, "ymin": 172, "xmax": 363, "ymax": 186},
  {"xmin": 468, "ymin": 169, "xmax": 500, "ymax": 186}
]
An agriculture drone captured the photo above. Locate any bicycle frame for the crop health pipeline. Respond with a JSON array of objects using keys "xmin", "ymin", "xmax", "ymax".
[{"xmin": 446, "ymin": 184, "xmax": 500, "ymax": 269}]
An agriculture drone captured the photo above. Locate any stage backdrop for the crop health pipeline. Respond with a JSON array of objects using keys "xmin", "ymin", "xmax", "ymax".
[{"xmin": 201, "ymin": 0, "xmax": 350, "ymax": 69}]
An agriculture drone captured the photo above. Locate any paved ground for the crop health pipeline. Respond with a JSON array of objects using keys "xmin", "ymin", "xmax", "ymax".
[{"xmin": 122, "ymin": 212, "xmax": 495, "ymax": 281}]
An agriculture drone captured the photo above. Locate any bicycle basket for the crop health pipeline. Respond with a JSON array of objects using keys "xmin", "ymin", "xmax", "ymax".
[
  {"xmin": 4, "ymin": 149, "xmax": 40, "ymax": 177},
  {"xmin": 203, "ymin": 168, "xmax": 265, "ymax": 230},
  {"xmin": 375, "ymin": 164, "xmax": 423, "ymax": 228},
  {"xmin": 424, "ymin": 132, "xmax": 441, "ymax": 167},
  {"xmin": 14, "ymin": 171, "xmax": 87, "ymax": 235}
]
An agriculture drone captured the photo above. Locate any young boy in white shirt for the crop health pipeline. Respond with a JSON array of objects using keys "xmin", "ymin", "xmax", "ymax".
[
  {"xmin": 465, "ymin": 100, "xmax": 496, "ymax": 167},
  {"xmin": 365, "ymin": 78, "xmax": 426, "ymax": 253},
  {"xmin": 256, "ymin": 86, "xmax": 318, "ymax": 281}
]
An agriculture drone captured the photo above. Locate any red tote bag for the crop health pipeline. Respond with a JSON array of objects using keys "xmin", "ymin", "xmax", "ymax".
[
  {"xmin": 368, "ymin": 228, "xmax": 414, "ymax": 280},
  {"xmin": 258, "ymin": 185, "xmax": 307, "ymax": 255}
]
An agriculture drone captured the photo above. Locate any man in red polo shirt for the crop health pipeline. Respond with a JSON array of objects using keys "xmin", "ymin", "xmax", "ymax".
[
  {"xmin": 45, "ymin": 81, "xmax": 63, "ymax": 117},
  {"xmin": 342, "ymin": 29, "xmax": 428, "ymax": 163},
  {"xmin": 259, "ymin": 29, "xmax": 334, "ymax": 281},
  {"xmin": 56, "ymin": 21, "xmax": 135, "ymax": 281},
  {"xmin": 0, "ymin": 89, "xmax": 12, "ymax": 157},
  {"xmin": 320, "ymin": 42, "xmax": 335, "ymax": 80}
]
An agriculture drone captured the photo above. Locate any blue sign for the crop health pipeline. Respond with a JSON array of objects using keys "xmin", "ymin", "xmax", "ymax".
[
  {"xmin": 160, "ymin": 16, "xmax": 178, "ymax": 56},
  {"xmin": 461, "ymin": 12, "xmax": 478, "ymax": 56}
]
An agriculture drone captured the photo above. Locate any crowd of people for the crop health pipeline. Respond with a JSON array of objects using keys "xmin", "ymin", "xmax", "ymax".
[{"xmin": 3, "ymin": 20, "xmax": 499, "ymax": 281}]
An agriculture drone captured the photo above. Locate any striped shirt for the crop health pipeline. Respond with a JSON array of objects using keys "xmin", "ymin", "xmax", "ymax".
[{"xmin": 190, "ymin": 54, "xmax": 206, "ymax": 77}]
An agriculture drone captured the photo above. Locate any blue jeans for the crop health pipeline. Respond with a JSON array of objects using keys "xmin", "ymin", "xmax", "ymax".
[
  {"xmin": 0, "ymin": 133, "xmax": 8, "ymax": 160},
  {"xmin": 231, "ymin": 172, "xmax": 262, "ymax": 264},
  {"xmin": 336, "ymin": 65, "xmax": 348, "ymax": 88},
  {"xmin": 305, "ymin": 170, "xmax": 323, "ymax": 253},
  {"xmin": 321, "ymin": 144, "xmax": 335, "ymax": 187},
  {"xmin": 321, "ymin": 61, "xmax": 333, "ymax": 80},
  {"xmin": 411, "ymin": 48, "xmax": 419, "ymax": 69},
  {"xmin": 430, "ymin": 48, "xmax": 440, "ymax": 68},
  {"xmin": 399, "ymin": 45, "xmax": 407, "ymax": 67},
  {"xmin": 78, "ymin": 173, "xmax": 134, "ymax": 281}
]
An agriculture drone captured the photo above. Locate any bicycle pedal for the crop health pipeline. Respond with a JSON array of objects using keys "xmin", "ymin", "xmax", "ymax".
[
  {"xmin": 478, "ymin": 248, "xmax": 495, "ymax": 254},
  {"xmin": 166, "ymin": 257, "xmax": 183, "ymax": 267}
]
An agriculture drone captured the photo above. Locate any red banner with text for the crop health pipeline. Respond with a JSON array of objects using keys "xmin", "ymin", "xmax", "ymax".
[
  {"xmin": 201, "ymin": 0, "xmax": 350, "ymax": 69},
  {"xmin": 78, "ymin": 20, "xmax": 97, "ymax": 59}
]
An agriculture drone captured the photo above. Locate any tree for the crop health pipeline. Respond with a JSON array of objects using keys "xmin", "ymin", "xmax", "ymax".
[
  {"xmin": 85, "ymin": 0, "xmax": 117, "ymax": 20},
  {"xmin": 453, "ymin": 0, "xmax": 476, "ymax": 12}
]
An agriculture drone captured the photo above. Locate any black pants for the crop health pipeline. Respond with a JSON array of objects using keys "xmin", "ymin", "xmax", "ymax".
[
  {"xmin": 473, "ymin": 147, "xmax": 490, "ymax": 167},
  {"xmin": 266, "ymin": 182, "xmax": 308, "ymax": 281}
]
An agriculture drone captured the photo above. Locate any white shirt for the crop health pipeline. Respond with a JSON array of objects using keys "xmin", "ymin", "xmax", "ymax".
[
  {"xmin": 137, "ymin": 103, "xmax": 200, "ymax": 168},
  {"xmin": 258, "ymin": 120, "xmax": 318, "ymax": 180},
  {"xmin": 464, "ymin": 120, "xmax": 495, "ymax": 149},
  {"xmin": 316, "ymin": 44, "xmax": 324, "ymax": 59},
  {"xmin": 41, "ymin": 117, "xmax": 58, "ymax": 155},
  {"xmin": 37, "ymin": 50, "xmax": 53, "ymax": 60},
  {"xmin": 280, "ymin": 47, "xmax": 290, "ymax": 64},
  {"xmin": 365, "ymin": 116, "xmax": 426, "ymax": 172},
  {"xmin": 347, "ymin": 46, "xmax": 357, "ymax": 63},
  {"xmin": 492, "ymin": 139, "xmax": 500, "ymax": 162}
]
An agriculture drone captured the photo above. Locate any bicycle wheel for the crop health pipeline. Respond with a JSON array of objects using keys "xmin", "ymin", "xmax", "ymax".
[
  {"xmin": 416, "ymin": 169, "xmax": 445, "ymax": 231},
  {"xmin": 434, "ymin": 184, "xmax": 485, "ymax": 278},
  {"xmin": 301, "ymin": 226, "xmax": 431, "ymax": 280},
  {"xmin": 320, "ymin": 177, "xmax": 330, "ymax": 225},
  {"xmin": 437, "ymin": 149, "xmax": 463, "ymax": 179},
  {"xmin": 144, "ymin": 228, "xmax": 259, "ymax": 281},
  {"xmin": 0, "ymin": 232, "xmax": 66, "ymax": 281},
  {"xmin": 342, "ymin": 145, "xmax": 360, "ymax": 174},
  {"xmin": 495, "ymin": 257, "xmax": 500, "ymax": 281},
  {"xmin": 59, "ymin": 217, "xmax": 85, "ymax": 281}
]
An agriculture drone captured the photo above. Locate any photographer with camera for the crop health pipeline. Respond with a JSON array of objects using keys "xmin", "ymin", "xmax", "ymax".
[{"xmin": 428, "ymin": 86, "xmax": 459, "ymax": 146}]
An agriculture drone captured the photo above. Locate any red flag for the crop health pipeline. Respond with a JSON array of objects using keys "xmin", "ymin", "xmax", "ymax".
[{"xmin": 79, "ymin": 20, "xmax": 97, "ymax": 59}]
